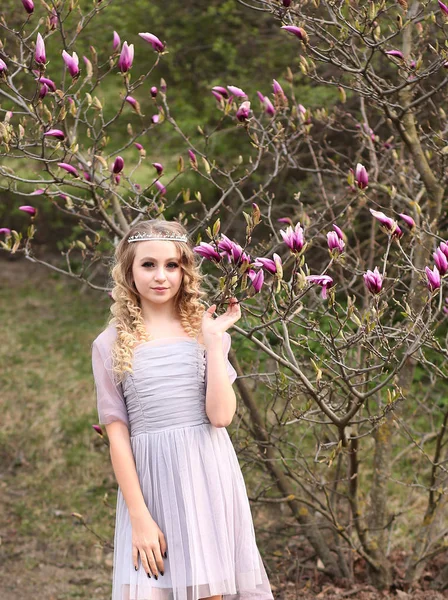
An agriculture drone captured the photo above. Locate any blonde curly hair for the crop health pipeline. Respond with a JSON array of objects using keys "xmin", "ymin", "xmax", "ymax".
[{"xmin": 107, "ymin": 219, "xmax": 206, "ymax": 384}]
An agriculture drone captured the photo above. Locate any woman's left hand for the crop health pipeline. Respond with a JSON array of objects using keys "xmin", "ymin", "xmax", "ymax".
[{"xmin": 202, "ymin": 296, "xmax": 241, "ymax": 342}]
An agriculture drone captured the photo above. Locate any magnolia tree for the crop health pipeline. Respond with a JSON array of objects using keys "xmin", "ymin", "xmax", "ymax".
[{"xmin": 1, "ymin": 0, "xmax": 448, "ymax": 592}]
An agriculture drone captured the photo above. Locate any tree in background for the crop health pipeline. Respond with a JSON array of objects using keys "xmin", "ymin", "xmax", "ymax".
[{"xmin": 0, "ymin": 0, "xmax": 447, "ymax": 592}]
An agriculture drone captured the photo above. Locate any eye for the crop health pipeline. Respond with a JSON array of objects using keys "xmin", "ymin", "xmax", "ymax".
[
  {"xmin": 167, "ymin": 262, "xmax": 179, "ymax": 268},
  {"xmin": 142, "ymin": 261, "xmax": 154, "ymax": 267}
]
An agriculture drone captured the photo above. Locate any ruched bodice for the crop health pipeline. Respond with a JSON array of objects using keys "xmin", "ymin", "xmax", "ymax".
[{"xmin": 121, "ymin": 339, "xmax": 211, "ymax": 436}]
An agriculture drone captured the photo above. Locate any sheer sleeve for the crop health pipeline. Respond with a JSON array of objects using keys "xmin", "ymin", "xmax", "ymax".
[
  {"xmin": 91, "ymin": 332, "xmax": 130, "ymax": 429},
  {"xmin": 204, "ymin": 331, "xmax": 237, "ymax": 387}
]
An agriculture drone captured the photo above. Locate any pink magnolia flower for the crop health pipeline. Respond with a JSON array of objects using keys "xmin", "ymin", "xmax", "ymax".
[
  {"xmin": 43, "ymin": 129, "xmax": 65, "ymax": 140},
  {"xmin": 236, "ymin": 101, "xmax": 251, "ymax": 122},
  {"xmin": 49, "ymin": 9, "xmax": 58, "ymax": 29},
  {"xmin": 150, "ymin": 86, "xmax": 158, "ymax": 98},
  {"xmin": 152, "ymin": 162, "xmax": 163, "ymax": 175},
  {"xmin": 425, "ymin": 265, "xmax": 441, "ymax": 291},
  {"xmin": 217, "ymin": 234, "xmax": 234, "ymax": 256},
  {"xmin": 188, "ymin": 149, "xmax": 197, "ymax": 168},
  {"xmin": 30, "ymin": 189, "xmax": 45, "ymax": 195},
  {"xmin": 355, "ymin": 163, "xmax": 368, "ymax": 189},
  {"xmin": 125, "ymin": 95, "xmax": 139, "ymax": 111},
  {"xmin": 440, "ymin": 242, "xmax": 448, "ymax": 259},
  {"xmin": 248, "ymin": 269, "xmax": 264, "ymax": 293},
  {"xmin": 35, "ymin": 33, "xmax": 46, "ymax": 64},
  {"xmin": 22, "ymin": 0, "xmax": 34, "ymax": 14},
  {"xmin": 92, "ymin": 424, "xmax": 103, "ymax": 436},
  {"xmin": 62, "ymin": 50, "xmax": 80, "ymax": 77},
  {"xmin": 280, "ymin": 222, "xmax": 305, "ymax": 252},
  {"xmin": 216, "ymin": 235, "xmax": 251, "ymax": 265},
  {"xmin": 83, "ymin": 56, "xmax": 92, "ymax": 73},
  {"xmin": 193, "ymin": 242, "xmax": 222, "ymax": 262},
  {"xmin": 57, "ymin": 162, "xmax": 79, "ymax": 177},
  {"xmin": 438, "ymin": 0, "xmax": 448, "ymax": 15},
  {"xmin": 333, "ymin": 224, "xmax": 345, "ymax": 240},
  {"xmin": 306, "ymin": 275, "xmax": 334, "ymax": 299},
  {"xmin": 212, "ymin": 90, "xmax": 224, "ymax": 103},
  {"xmin": 134, "ymin": 142, "xmax": 144, "ymax": 151},
  {"xmin": 370, "ymin": 209, "xmax": 402, "ymax": 237},
  {"xmin": 39, "ymin": 84, "xmax": 48, "ymax": 99},
  {"xmin": 212, "ymin": 86, "xmax": 228, "ymax": 98},
  {"xmin": 0, "ymin": 58, "xmax": 7, "ymax": 73},
  {"xmin": 364, "ymin": 267, "xmax": 383, "ymax": 295},
  {"xmin": 138, "ymin": 32, "xmax": 165, "ymax": 52},
  {"xmin": 227, "ymin": 85, "xmax": 247, "ymax": 98},
  {"xmin": 118, "ymin": 41, "xmax": 134, "ymax": 73},
  {"xmin": 152, "ymin": 114, "xmax": 160, "ymax": 124},
  {"xmin": 112, "ymin": 156, "xmax": 124, "ymax": 174},
  {"xmin": 113, "ymin": 31, "xmax": 121, "ymax": 51},
  {"xmin": 263, "ymin": 97, "xmax": 275, "ymax": 116},
  {"xmin": 38, "ymin": 76, "xmax": 56, "ymax": 91},
  {"xmin": 327, "ymin": 231, "xmax": 345, "ymax": 255},
  {"xmin": 19, "ymin": 205, "xmax": 36, "ymax": 215},
  {"xmin": 272, "ymin": 79, "xmax": 284, "ymax": 96},
  {"xmin": 153, "ymin": 179, "xmax": 166, "ymax": 195},
  {"xmin": 433, "ymin": 248, "xmax": 448, "ymax": 275},
  {"xmin": 254, "ymin": 253, "xmax": 282, "ymax": 275},
  {"xmin": 281, "ymin": 25, "xmax": 308, "ymax": 42},
  {"xmin": 386, "ymin": 50, "xmax": 404, "ymax": 60},
  {"xmin": 0, "ymin": 228, "xmax": 11, "ymax": 235},
  {"xmin": 399, "ymin": 213, "xmax": 416, "ymax": 228},
  {"xmin": 277, "ymin": 217, "xmax": 293, "ymax": 225}
]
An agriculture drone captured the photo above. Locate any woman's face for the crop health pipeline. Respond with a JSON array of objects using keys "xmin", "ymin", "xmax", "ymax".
[{"xmin": 131, "ymin": 239, "xmax": 183, "ymax": 306}]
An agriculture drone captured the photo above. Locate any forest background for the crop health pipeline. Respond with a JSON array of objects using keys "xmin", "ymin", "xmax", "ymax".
[{"xmin": 1, "ymin": 0, "xmax": 448, "ymax": 599}]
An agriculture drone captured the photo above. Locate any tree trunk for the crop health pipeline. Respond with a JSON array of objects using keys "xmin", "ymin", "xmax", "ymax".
[
  {"xmin": 365, "ymin": 420, "xmax": 393, "ymax": 588},
  {"xmin": 230, "ymin": 348, "xmax": 347, "ymax": 578}
]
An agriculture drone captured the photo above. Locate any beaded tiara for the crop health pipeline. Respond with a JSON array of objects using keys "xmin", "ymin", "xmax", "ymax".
[{"xmin": 128, "ymin": 231, "xmax": 188, "ymax": 243}]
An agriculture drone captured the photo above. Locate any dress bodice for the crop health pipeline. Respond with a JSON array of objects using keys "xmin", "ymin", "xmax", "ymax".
[{"xmin": 121, "ymin": 339, "xmax": 210, "ymax": 436}]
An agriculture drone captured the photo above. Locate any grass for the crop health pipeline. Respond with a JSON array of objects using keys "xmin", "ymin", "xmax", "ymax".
[{"xmin": 0, "ymin": 255, "xmax": 119, "ymax": 598}]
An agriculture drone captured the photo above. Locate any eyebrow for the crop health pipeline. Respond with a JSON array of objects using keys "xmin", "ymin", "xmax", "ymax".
[{"xmin": 139, "ymin": 256, "xmax": 180, "ymax": 261}]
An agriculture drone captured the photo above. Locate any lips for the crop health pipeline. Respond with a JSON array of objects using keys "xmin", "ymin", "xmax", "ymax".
[{"xmin": 152, "ymin": 287, "xmax": 167, "ymax": 290}]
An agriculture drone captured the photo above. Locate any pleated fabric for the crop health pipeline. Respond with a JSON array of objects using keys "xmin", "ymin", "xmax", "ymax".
[{"xmin": 94, "ymin": 330, "xmax": 274, "ymax": 600}]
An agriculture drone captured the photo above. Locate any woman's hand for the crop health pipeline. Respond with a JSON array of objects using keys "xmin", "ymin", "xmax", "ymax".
[
  {"xmin": 131, "ymin": 510, "xmax": 167, "ymax": 579},
  {"xmin": 202, "ymin": 296, "xmax": 241, "ymax": 345}
]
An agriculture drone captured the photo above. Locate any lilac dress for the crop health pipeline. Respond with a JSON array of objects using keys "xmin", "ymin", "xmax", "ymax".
[{"xmin": 91, "ymin": 324, "xmax": 274, "ymax": 600}]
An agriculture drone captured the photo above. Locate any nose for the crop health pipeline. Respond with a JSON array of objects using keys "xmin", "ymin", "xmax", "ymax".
[{"xmin": 155, "ymin": 266, "xmax": 166, "ymax": 282}]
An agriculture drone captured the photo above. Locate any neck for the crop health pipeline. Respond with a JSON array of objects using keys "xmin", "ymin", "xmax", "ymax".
[{"xmin": 139, "ymin": 297, "xmax": 181, "ymax": 327}]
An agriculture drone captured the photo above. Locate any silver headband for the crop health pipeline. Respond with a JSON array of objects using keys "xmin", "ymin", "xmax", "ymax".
[{"xmin": 128, "ymin": 231, "xmax": 188, "ymax": 243}]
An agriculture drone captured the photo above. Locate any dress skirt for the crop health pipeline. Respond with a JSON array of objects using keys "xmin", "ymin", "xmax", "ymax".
[{"xmin": 113, "ymin": 423, "xmax": 274, "ymax": 600}]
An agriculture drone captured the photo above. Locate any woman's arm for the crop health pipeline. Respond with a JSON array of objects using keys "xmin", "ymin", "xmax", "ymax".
[
  {"xmin": 205, "ymin": 333, "xmax": 237, "ymax": 427},
  {"xmin": 106, "ymin": 421, "xmax": 151, "ymax": 519},
  {"xmin": 106, "ymin": 421, "xmax": 168, "ymax": 577}
]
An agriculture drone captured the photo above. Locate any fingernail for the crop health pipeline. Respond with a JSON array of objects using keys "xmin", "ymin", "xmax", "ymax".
[
  {"xmin": 135, "ymin": 566, "xmax": 138, "ymax": 571},
  {"xmin": 154, "ymin": 574, "xmax": 158, "ymax": 580},
  {"xmin": 147, "ymin": 573, "xmax": 151, "ymax": 578},
  {"xmin": 160, "ymin": 571, "xmax": 164, "ymax": 576},
  {"xmin": 164, "ymin": 551, "xmax": 167, "ymax": 558}
]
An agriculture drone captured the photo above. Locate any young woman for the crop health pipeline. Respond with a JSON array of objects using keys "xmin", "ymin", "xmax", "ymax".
[{"xmin": 91, "ymin": 218, "xmax": 274, "ymax": 600}]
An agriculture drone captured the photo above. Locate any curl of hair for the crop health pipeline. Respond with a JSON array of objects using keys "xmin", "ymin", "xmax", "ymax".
[{"xmin": 107, "ymin": 219, "xmax": 206, "ymax": 385}]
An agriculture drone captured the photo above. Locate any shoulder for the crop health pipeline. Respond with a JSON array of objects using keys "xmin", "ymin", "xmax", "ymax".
[{"xmin": 92, "ymin": 323, "xmax": 118, "ymax": 350}]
